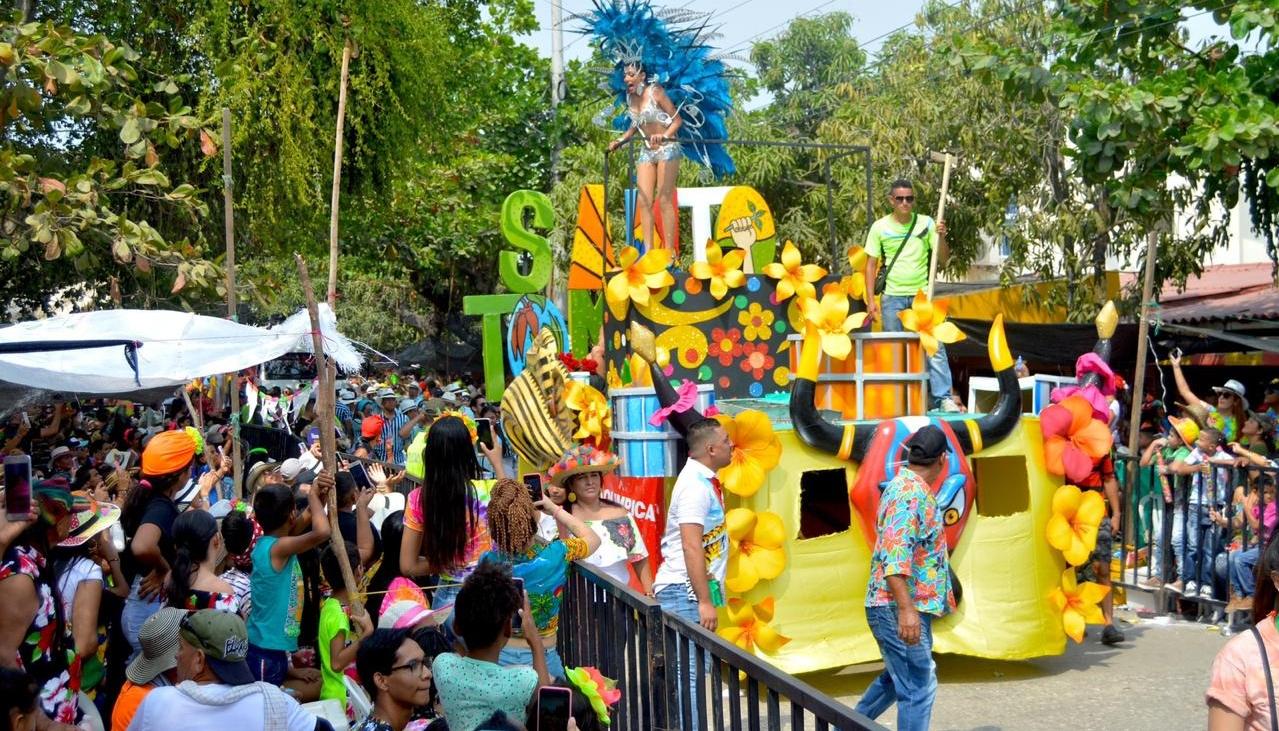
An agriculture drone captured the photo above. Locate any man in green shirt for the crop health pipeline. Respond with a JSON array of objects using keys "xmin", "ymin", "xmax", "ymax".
[{"xmin": 863, "ymin": 179, "xmax": 959, "ymax": 411}]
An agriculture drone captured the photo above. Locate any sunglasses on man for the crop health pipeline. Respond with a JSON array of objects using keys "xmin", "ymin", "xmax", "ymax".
[{"xmin": 893, "ymin": 195, "xmax": 915, "ymax": 203}]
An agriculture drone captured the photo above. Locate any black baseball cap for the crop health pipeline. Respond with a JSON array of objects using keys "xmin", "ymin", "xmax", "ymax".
[{"xmin": 905, "ymin": 425, "xmax": 950, "ymax": 464}]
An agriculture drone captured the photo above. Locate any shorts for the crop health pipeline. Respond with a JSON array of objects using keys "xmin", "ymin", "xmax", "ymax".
[
  {"xmin": 638, "ymin": 141, "xmax": 681, "ymax": 164},
  {"xmin": 1076, "ymin": 514, "xmax": 1114, "ymax": 583},
  {"xmin": 246, "ymin": 644, "xmax": 290, "ymax": 686}
]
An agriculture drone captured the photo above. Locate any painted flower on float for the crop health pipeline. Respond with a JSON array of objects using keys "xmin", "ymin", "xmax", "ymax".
[
  {"xmin": 710, "ymin": 327, "xmax": 744, "ymax": 367},
  {"xmin": 718, "ymin": 597, "xmax": 792, "ymax": 655},
  {"xmin": 897, "ymin": 290, "xmax": 966, "ymax": 357},
  {"xmin": 713, "ymin": 410, "xmax": 782, "ymax": 497},
  {"xmin": 605, "ymin": 246, "xmax": 675, "ymax": 320},
  {"xmin": 739, "ymin": 342, "xmax": 774, "ymax": 380},
  {"xmin": 689, "ymin": 243, "xmax": 747, "ymax": 300},
  {"xmin": 565, "ymin": 382, "xmax": 611, "ymax": 449},
  {"xmin": 1041, "ymin": 394, "xmax": 1113, "ymax": 483},
  {"xmin": 762, "ymin": 241, "xmax": 827, "ymax": 302},
  {"xmin": 800, "ymin": 291, "xmax": 867, "ymax": 360},
  {"xmin": 1048, "ymin": 568, "xmax": 1109, "ymax": 643},
  {"xmin": 739, "ymin": 302, "xmax": 775, "ymax": 342},
  {"xmin": 725, "ymin": 508, "xmax": 787, "ymax": 593},
  {"xmin": 1045, "ymin": 484, "xmax": 1106, "ymax": 566}
]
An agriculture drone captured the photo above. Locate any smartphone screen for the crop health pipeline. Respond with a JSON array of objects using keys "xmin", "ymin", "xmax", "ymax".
[
  {"xmin": 4, "ymin": 455, "xmax": 33, "ymax": 521},
  {"xmin": 522, "ymin": 473, "xmax": 543, "ymax": 504},
  {"xmin": 475, "ymin": 418, "xmax": 494, "ymax": 450},
  {"xmin": 512, "ymin": 577, "xmax": 525, "ymax": 630},
  {"xmin": 536, "ymin": 686, "xmax": 573, "ymax": 731},
  {"xmin": 349, "ymin": 462, "xmax": 372, "ymax": 490}
]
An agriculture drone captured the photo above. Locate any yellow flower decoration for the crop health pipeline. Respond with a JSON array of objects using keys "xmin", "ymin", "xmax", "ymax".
[
  {"xmin": 897, "ymin": 289, "xmax": 967, "ymax": 357},
  {"xmin": 713, "ymin": 410, "xmax": 782, "ymax": 497},
  {"xmin": 565, "ymin": 382, "xmax": 612, "ymax": 445},
  {"xmin": 1045, "ymin": 484, "xmax": 1106, "ymax": 567},
  {"xmin": 738, "ymin": 303, "xmax": 775, "ymax": 341},
  {"xmin": 689, "ymin": 244, "xmax": 746, "ymax": 300},
  {"xmin": 800, "ymin": 291, "xmax": 867, "ymax": 361},
  {"xmin": 718, "ymin": 597, "xmax": 791, "ymax": 655},
  {"xmin": 438, "ymin": 410, "xmax": 478, "ymax": 443},
  {"xmin": 822, "ymin": 245, "xmax": 869, "ymax": 302},
  {"xmin": 1048, "ymin": 568, "xmax": 1109, "ymax": 643},
  {"xmin": 725, "ymin": 509, "xmax": 787, "ymax": 593},
  {"xmin": 761, "ymin": 241, "xmax": 827, "ymax": 302},
  {"xmin": 605, "ymin": 246, "xmax": 675, "ymax": 320}
]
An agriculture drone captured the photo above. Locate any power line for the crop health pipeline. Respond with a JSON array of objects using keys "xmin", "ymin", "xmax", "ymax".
[{"xmin": 718, "ymin": 0, "xmax": 837, "ymax": 56}]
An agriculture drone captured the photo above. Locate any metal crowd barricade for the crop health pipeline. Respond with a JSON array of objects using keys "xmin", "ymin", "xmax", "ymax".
[
  {"xmin": 559, "ymin": 561, "xmax": 884, "ymax": 731},
  {"xmin": 1114, "ymin": 453, "xmax": 1278, "ymax": 630}
]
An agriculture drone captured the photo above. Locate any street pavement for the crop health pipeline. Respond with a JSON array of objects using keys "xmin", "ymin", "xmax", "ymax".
[{"xmin": 801, "ymin": 611, "xmax": 1227, "ymax": 730}]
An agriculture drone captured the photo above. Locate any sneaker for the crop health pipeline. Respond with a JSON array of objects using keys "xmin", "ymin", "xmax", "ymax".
[
  {"xmin": 1100, "ymin": 624, "xmax": 1125, "ymax": 646},
  {"xmin": 1137, "ymin": 576, "xmax": 1163, "ymax": 590},
  {"xmin": 1198, "ymin": 586, "xmax": 1215, "ymax": 599},
  {"xmin": 1166, "ymin": 580, "xmax": 1184, "ymax": 595},
  {"xmin": 1185, "ymin": 581, "xmax": 1200, "ymax": 596},
  {"xmin": 936, "ymin": 397, "xmax": 963, "ymax": 413}
]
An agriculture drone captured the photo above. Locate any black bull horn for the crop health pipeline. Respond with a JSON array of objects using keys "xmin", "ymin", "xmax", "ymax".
[{"xmin": 789, "ymin": 314, "xmax": 1020, "ymax": 460}]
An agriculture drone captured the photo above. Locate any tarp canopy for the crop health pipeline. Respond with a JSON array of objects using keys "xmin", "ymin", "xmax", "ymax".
[{"xmin": 0, "ymin": 304, "xmax": 361, "ymax": 394}]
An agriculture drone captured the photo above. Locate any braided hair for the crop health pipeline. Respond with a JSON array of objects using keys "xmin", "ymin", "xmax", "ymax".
[{"xmin": 486, "ymin": 478, "xmax": 538, "ymax": 556}]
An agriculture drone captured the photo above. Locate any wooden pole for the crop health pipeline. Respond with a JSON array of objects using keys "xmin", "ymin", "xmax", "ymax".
[
  {"xmin": 222, "ymin": 108, "xmax": 244, "ymax": 498},
  {"xmin": 326, "ymin": 40, "xmax": 353, "ymax": 309},
  {"xmin": 296, "ymin": 253, "xmax": 364, "ymax": 619},
  {"xmin": 1125, "ymin": 232, "xmax": 1159, "ymax": 552},
  {"xmin": 926, "ymin": 151, "xmax": 954, "ymax": 300}
]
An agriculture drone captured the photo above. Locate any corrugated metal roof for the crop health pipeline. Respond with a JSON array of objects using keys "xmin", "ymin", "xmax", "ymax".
[{"xmin": 1156, "ymin": 263, "xmax": 1279, "ymax": 323}]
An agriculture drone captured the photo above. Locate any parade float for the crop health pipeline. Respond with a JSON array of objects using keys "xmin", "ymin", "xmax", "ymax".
[{"xmin": 465, "ymin": 0, "xmax": 1118, "ymax": 678}]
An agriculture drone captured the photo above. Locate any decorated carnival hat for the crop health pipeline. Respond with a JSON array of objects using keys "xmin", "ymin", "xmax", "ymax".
[
  {"xmin": 32, "ymin": 478, "xmax": 91, "ymax": 527},
  {"xmin": 1169, "ymin": 415, "xmax": 1200, "ymax": 446},
  {"xmin": 501, "ymin": 328, "xmax": 576, "ymax": 470},
  {"xmin": 1174, "ymin": 400, "xmax": 1211, "ymax": 428},
  {"xmin": 378, "ymin": 577, "xmax": 450, "ymax": 630},
  {"xmin": 141, "ymin": 429, "xmax": 199, "ymax": 475},
  {"xmin": 548, "ymin": 445, "xmax": 620, "ymax": 487},
  {"xmin": 565, "ymin": 666, "xmax": 621, "ymax": 726},
  {"xmin": 57, "ymin": 493, "xmax": 121, "ymax": 548}
]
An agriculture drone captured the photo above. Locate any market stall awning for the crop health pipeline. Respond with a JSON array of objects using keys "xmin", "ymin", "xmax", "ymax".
[{"xmin": 0, "ymin": 305, "xmax": 361, "ymax": 394}]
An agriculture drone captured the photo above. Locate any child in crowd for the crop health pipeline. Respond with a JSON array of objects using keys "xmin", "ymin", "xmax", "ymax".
[
  {"xmin": 319, "ymin": 540, "xmax": 375, "ymax": 711},
  {"xmin": 219, "ymin": 507, "xmax": 257, "ymax": 619},
  {"xmin": 1167, "ymin": 426, "xmax": 1231, "ymax": 598},
  {"xmin": 433, "ymin": 562, "xmax": 548, "ymax": 731},
  {"xmin": 247, "ymin": 473, "xmax": 332, "ymax": 687}
]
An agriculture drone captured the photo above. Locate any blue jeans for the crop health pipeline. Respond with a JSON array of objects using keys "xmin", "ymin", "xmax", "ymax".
[
  {"xmin": 1171, "ymin": 504, "xmax": 1214, "ymax": 586},
  {"xmin": 854, "ymin": 605, "xmax": 937, "ymax": 731},
  {"xmin": 656, "ymin": 585, "xmax": 708, "ymax": 723},
  {"xmin": 1230, "ymin": 546, "xmax": 1261, "ymax": 597},
  {"xmin": 121, "ymin": 577, "xmax": 164, "ymax": 662},
  {"xmin": 881, "ymin": 294, "xmax": 954, "ymax": 406},
  {"xmin": 499, "ymin": 644, "xmax": 565, "ymax": 680},
  {"xmin": 246, "ymin": 644, "xmax": 290, "ymax": 686}
]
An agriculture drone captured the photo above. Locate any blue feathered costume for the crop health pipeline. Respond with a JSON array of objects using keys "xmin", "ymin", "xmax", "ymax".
[{"xmin": 578, "ymin": 0, "xmax": 736, "ymax": 177}]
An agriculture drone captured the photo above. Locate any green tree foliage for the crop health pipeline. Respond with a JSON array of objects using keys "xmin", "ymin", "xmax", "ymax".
[{"xmin": 0, "ymin": 17, "xmax": 224, "ymax": 315}]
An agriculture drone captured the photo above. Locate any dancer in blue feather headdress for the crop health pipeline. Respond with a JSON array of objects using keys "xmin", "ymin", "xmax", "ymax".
[{"xmin": 578, "ymin": 0, "xmax": 736, "ymax": 253}]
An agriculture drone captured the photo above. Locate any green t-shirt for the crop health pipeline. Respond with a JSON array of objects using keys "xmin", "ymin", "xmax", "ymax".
[
  {"xmin": 318, "ymin": 597, "xmax": 351, "ymax": 706},
  {"xmin": 865, "ymin": 213, "xmax": 937, "ymax": 297}
]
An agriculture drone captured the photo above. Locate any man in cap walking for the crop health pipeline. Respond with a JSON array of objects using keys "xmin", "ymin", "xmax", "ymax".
[{"xmin": 854, "ymin": 425, "xmax": 955, "ymax": 731}]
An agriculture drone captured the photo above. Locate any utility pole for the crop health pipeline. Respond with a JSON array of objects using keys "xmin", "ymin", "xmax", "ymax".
[{"xmin": 549, "ymin": 0, "xmax": 568, "ymax": 315}]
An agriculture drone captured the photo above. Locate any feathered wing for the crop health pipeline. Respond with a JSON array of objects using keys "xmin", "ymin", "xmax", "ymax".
[{"xmin": 576, "ymin": 0, "xmax": 736, "ymax": 177}]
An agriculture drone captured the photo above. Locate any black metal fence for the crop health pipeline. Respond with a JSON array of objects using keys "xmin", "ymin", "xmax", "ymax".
[
  {"xmin": 1113, "ymin": 453, "xmax": 1277, "ymax": 629},
  {"xmin": 559, "ymin": 561, "xmax": 885, "ymax": 731}
]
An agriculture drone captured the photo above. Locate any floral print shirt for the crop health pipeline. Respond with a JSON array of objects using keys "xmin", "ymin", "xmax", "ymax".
[
  {"xmin": 866, "ymin": 469, "xmax": 954, "ymax": 617},
  {"xmin": 0, "ymin": 545, "xmax": 80, "ymax": 725}
]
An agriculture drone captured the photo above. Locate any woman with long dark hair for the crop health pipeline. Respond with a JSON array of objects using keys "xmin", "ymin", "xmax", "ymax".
[
  {"xmin": 1208, "ymin": 533, "xmax": 1279, "ymax": 729},
  {"xmin": 399, "ymin": 416, "xmax": 505, "ymax": 610},
  {"xmin": 118, "ymin": 430, "xmax": 198, "ymax": 657},
  {"xmin": 166, "ymin": 510, "xmax": 237, "ymax": 613},
  {"xmin": 0, "ymin": 480, "xmax": 87, "ymax": 727},
  {"xmin": 365, "ymin": 510, "xmax": 406, "ymax": 621}
]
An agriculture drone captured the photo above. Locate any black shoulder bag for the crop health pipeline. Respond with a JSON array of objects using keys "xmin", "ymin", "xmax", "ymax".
[
  {"xmin": 873, "ymin": 213, "xmax": 919, "ymax": 296},
  {"xmin": 1250, "ymin": 624, "xmax": 1279, "ymax": 731}
]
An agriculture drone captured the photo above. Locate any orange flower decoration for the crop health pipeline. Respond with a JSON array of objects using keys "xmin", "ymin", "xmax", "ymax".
[
  {"xmin": 689, "ymin": 244, "xmax": 747, "ymax": 300},
  {"xmin": 713, "ymin": 410, "xmax": 782, "ymax": 497},
  {"xmin": 718, "ymin": 597, "xmax": 791, "ymax": 655},
  {"xmin": 762, "ymin": 241, "xmax": 827, "ymax": 302},
  {"xmin": 1041, "ymin": 394, "xmax": 1113, "ymax": 483},
  {"xmin": 605, "ymin": 246, "xmax": 675, "ymax": 320},
  {"xmin": 1048, "ymin": 568, "xmax": 1109, "ymax": 643},
  {"xmin": 897, "ymin": 290, "xmax": 966, "ymax": 357},
  {"xmin": 1045, "ymin": 484, "xmax": 1106, "ymax": 566}
]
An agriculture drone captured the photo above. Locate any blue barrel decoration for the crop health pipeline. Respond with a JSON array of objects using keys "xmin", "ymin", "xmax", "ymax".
[{"xmin": 610, "ymin": 384, "xmax": 716, "ymax": 478}]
